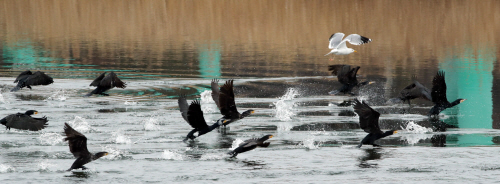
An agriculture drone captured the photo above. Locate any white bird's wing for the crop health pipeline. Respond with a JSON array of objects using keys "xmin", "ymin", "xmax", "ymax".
[
  {"xmin": 343, "ymin": 34, "xmax": 372, "ymax": 46},
  {"xmin": 328, "ymin": 33, "xmax": 345, "ymax": 49}
]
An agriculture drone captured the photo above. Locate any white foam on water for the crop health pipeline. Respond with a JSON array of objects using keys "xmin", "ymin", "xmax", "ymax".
[
  {"xmin": 38, "ymin": 132, "xmax": 64, "ymax": 146},
  {"xmin": 0, "ymin": 164, "xmax": 15, "ymax": 173},
  {"xmin": 297, "ymin": 135, "xmax": 322, "ymax": 150},
  {"xmin": 45, "ymin": 90, "xmax": 67, "ymax": 101},
  {"xmin": 67, "ymin": 116, "xmax": 94, "ymax": 133},
  {"xmin": 112, "ymin": 131, "xmax": 132, "ymax": 144},
  {"xmin": 229, "ymin": 138, "xmax": 244, "ymax": 151},
  {"xmin": 101, "ymin": 146, "xmax": 123, "ymax": 160},
  {"xmin": 200, "ymin": 153, "xmax": 227, "ymax": 160},
  {"xmin": 272, "ymin": 88, "xmax": 299, "ymax": 122},
  {"xmin": 37, "ymin": 160, "xmax": 54, "ymax": 172},
  {"xmin": 277, "ymin": 122, "xmax": 293, "ymax": 132},
  {"xmin": 200, "ymin": 90, "xmax": 216, "ymax": 113},
  {"xmin": 143, "ymin": 117, "xmax": 161, "ymax": 131},
  {"xmin": 0, "ymin": 93, "xmax": 9, "ymax": 104},
  {"xmin": 161, "ymin": 150, "xmax": 184, "ymax": 160},
  {"xmin": 401, "ymin": 121, "xmax": 434, "ymax": 145},
  {"xmin": 124, "ymin": 99, "xmax": 138, "ymax": 105}
]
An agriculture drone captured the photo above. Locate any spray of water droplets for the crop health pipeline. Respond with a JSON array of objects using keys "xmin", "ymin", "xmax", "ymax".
[
  {"xmin": 67, "ymin": 116, "xmax": 94, "ymax": 133},
  {"xmin": 229, "ymin": 138, "xmax": 244, "ymax": 151},
  {"xmin": 38, "ymin": 132, "xmax": 64, "ymax": 146},
  {"xmin": 37, "ymin": 160, "xmax": 55, "ymax": 172},
  {"xmin": 200, "ymin": 90, "xmax": 216, "ymax": 113},
  {"xmin": 297, "ymin": 135, "xmax": 322, "ymax": 150},
  {"xmin": 272, "ymin": 88, "xmax": 299, "ymax": 122},
  {"xmin": 161, "ymin": 150, "xmax": 184, "ymax": 160},
  {"xmin": 401, "ymin": 121, "xmax": 434, "ymax": 145},
  {"xmin": 0, "ymin": 93, "xmax": 8, "ymax": 104},
  {"xmin": 45, "ymin": 90, "xmax": 67, "ymax": 101},
  {"xmin": 0, "ymin": 164, "xmax": 15, "ymax": 173},
  {"xmin": 143, "ymin": 116, "xmax": 161, "ymax": 131},
  {"xmin": 112, "ymin": 131, "xmax": 132, "ymax": 144}
]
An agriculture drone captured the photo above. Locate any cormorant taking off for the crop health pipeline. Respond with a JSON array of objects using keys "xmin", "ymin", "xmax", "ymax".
[
  {"xmin": 328, "ymin": 65, "xmax": 374, "ymax": 95},
  {"xmin": 1, "ymin": 110, "xmax": 48, "ymax": 131},
  {"xmin": 228, "ymin": 135, "xmax": 273, "ymax": 158},
  {"xmin": 63, "ymin": 123, "xmax": 108, "ymax": 171},
  {"xmin": 85, "ymin": 72, "xmax": 126, "ymax": 96},
  {"xmin": 211, "ymin": 79, "xmax": 254, "ymax": 127},
  {"xmin": 353, "ymin": 99, "xmax": 397, "ymax": 148},
  {"xmin": 429, "ymin": 71, "xmax": 466, "ymax": 116},
  {"xmin": 178, "ymin": 95, "xmax": 227, "ymax": 141},
  {"xmin": 11, "ymin": 70, "xmax": 54, "ymax": 92},
  {"xmin": 387, "ymin": 75, "xmax": 432, "ymax": 107}
]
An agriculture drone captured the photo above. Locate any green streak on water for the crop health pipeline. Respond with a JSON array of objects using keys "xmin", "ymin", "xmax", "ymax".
[
  {"xmin": 440, "ymin": 46, "xmax": 496, "ymax": 129},
  {"xmin": 198, "ymin": 43, "xmax": 221, "ymax": 79}
]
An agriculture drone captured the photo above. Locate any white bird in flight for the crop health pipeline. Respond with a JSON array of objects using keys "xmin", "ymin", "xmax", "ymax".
[{"xmin": 325, "ymin": 33, "xmax": 372, "ymax": 60}]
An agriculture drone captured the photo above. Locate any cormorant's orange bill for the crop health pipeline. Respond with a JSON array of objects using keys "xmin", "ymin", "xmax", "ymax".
[
  {"xmin": 393, "ymin": 130, "xmax": 398, "ymax": 134},
  {"xmin": 34, "ymin": 111, "xmax": 38, "ymax": 114},
  {"xmin": 368, "ymin": 81, "xmax": 375, "ymax": 85},
  {"xmin": 251, "ymin": 110, "xmax": 255, "ymax": 114},
  {"xmin": 269, "ymin": 135, "xmax": 274, "ymax": 138},
  {"xmin": 105, "ymin": 153, "xmax": 109, "ymax": 156},
  {"xmin": 223, "ymin": 120, "xmax": 229, "ymax": 124},
  {"xmin": 460, "ymin": 99, "xmax": 467, "ymax": 103}
]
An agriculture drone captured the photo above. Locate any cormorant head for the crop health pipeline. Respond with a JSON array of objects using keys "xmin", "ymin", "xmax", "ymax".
[
  {"xmin": 25, "ymin": 110, "xmax": 38, "ymax": 116},
  {"xmin": 450, "ymin": 99, "xmax": 466, "ymax": 106},
  {"xmin": 94, "ymin": 152, "xmax": 109, "ymax": 159},
  {"xmin": 258, "ymin": 134, "xmax": 273, "ymax": 142},
  {"xmin": 241, "ymin": 110, "xmax": 255, "ymax": 118},
  {"xmin": 385, "ymin": 130, "xmax": 398, "ymax": 136}
]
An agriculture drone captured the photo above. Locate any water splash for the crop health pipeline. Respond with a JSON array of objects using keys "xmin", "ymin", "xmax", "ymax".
[
  {"xmin": 200, "ymin": 153, "xmax": 227, "ymax": 160},
  {"xmin": 297, "ymin": 135, "xmax": 322, "ymax": 150},
  {"xmin": 0, "ymin": 93, "xmax": 9, "ymax": 104},
  {"xmin": 403, "ymin": 121, "xmax": 433, "ymax": 133},
  {"xmin": 143, "ymin": 117, "xmax": 161, "ymax": 131},
  {"xmin": 101, "ymin": 146, "xmax": 123, "ymax": 160},
  {"xmin": 124, "ymin": 99, "xmax": 138, "ymax": 105},
  {"xmin": 0, "ymin": 164, "xmax": 15, "ymax": 173},
  {"xmin": 277, "ymin": 123, "xmax": 293, "ymax": 132},
  {"xmin": 200, "ymin": 90, "xmax": 216, "ymax": 113},
  {"xmin": 45, "ymin": 90, "xmax": 67, "ymax": 101},
  {"xmin": 38, "ymin": 132, "xmax": 64, "ymax": 146},
  {"xmin": 229, "ymin": 138, "xmax": 244, "ymax": 151},
  {"xmin": 67, "ymin": 116, "xmax": 93, "ymax": 133},
  {"xmin": 161, "ymin": 150, "xmax": 184, "ymax": 160},
  {"xmin": 112, "ymin": 131, "xmax": 132, "ymax": 144},
  {"xmin": 401, "ymin": 121, "xmax": 434, "ymax": 145},
  {"xmin": 272, "ymin": 88, "xmax": 299, "ymax": 122},
  {"xmin": 37, "ymin": 160, "xmax": 54, "ymax": 172}
]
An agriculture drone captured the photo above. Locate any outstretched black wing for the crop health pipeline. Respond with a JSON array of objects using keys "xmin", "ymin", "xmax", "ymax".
[
  {"xmin": 187, "ymin": 100, "xmax": 209, "ymax": 129},
  {"xmin": 353, "ymin": 99, "xmax": 382, "ymax": 134},
  {"xmin": 24, "ymin": 71, "xmax": 54, "ymax": 86},
  {"xmin": 14, "ymin": 70, "xmax": 32, "ymax": 83},
  {"xmin": 3, "ymin": 114, "xmax": 48, "ymax": 131},
  {"xmin": 431, "ymin": 71, "xmax": 448, "ymax": 104},
  {"xmin": 178, "ymin": 94, "xmax": 189, "ymax": 122},
  {"xmin": 63, "ymin": 123, "xmax": 91, "ymax": 158},
  {"xmin": 211, "ymin": 79, "xmax": 221, "ymax": 108},
  {"xmin": 219, "ymin": 80, "xmax": 239, "ymax": 118},
  {"xmin": 90, "ymin": 72, "xmax": 106, "ymax": 87},
  {"xmin": 100, "ymin": 72, "xmax": 126, "ymax": 89}
]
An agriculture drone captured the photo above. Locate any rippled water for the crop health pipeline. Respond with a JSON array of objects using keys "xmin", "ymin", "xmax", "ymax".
[{"xmin": 1, "ymin": 0, "xmax": 500, "ymax": 183}]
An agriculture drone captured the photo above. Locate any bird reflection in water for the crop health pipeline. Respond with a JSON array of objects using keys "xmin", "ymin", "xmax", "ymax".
[
  {"xmin": 358, "ymin": 148, "xmax": 383, "ymax": 168},
  {"xmin": 429, "ymin": 117, "xmax": 455, "ymax": 147}
]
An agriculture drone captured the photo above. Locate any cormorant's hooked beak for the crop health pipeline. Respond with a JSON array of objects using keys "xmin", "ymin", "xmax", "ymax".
[
  {"xmin": 269, "ymin": 135, "xmax": 274, "ymax": 138},
  {"xmin": 368, "ymin": 81, "xmax": 375, "ymax": 85},
  {"xmin": 105, "ymin": 153, "xmax": 109, "ymax": 156},
  {"xmin": 460, "ymin": 99, "xmax": 467, "ymax": 103},
  {"xmin": 223, "ymin": 120, "xmax": 229, "ymax": 124},
  {"xmin": 34, "ymin": 111, "xmax": 38, "ymax": 114},
  {"xmin": 251, "ymin": 110, "xmax": 255, "ymax": 114},
  {"xmin": 393, "ymin": 130, "xmax": 398, "ymax": 134}
]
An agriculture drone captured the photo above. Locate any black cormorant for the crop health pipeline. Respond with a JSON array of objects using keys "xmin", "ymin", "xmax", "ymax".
[
  {"xmin": 353, "ymin": 99, "xmax": 397, "ymax": 148},
  {"xmin": 178, "ymin": 95, "xmax": 227, "ymax": 141},
  {"xmin": 228, "ymin": 135, "xmax": 273, "ymax": 158},
  {"xmin": 11, "ymin": 70, "xmax": 54, "ymax": 92},
  {"xmin": 85, "ymin": 72, "xmax": 126, "ymax": 96},
  {"xmin": 388, "ymin": 75, "xmax": 432, "ymax": 107},
  {"xmin": 328, "ymin": 65, "xmax": 374, "ymax": 95},
  {"xmin": 428, "ymin": 71, "xmax": 466, "ymax": 116},
  {"xmin": 63, "ymin": 123, "xmax": 108, "ymax": 171},
  {"xmin": 211, "ymin": 79, "xmax": 254, "ymax": 127},
  {"xmin": 1, "ymin": 110, "xmax": 48, "ymax": 131}
]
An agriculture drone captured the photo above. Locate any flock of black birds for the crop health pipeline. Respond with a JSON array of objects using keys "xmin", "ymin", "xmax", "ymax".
[{"xmin": 1, "ymin": 34, "xmax": 467, "ymax": 171}]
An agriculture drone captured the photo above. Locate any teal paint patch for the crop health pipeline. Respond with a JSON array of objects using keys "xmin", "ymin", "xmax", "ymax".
[{"xmin": 439, "ymin": 46, "xmax": 496, "ymax": 129}]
